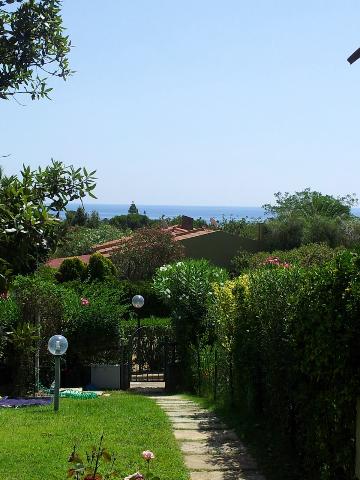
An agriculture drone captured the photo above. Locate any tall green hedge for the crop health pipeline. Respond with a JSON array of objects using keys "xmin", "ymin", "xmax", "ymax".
[
  {"xmin": 198, "ymin": 251, "xmax": 360, "ymax": 480},
  {"xmin": 0, "ymin": 272, "xmax": 172, "ymax": 393}
]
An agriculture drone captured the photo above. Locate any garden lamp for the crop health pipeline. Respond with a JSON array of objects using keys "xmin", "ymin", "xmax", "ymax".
[
  {"xmin": 132, "ymin": 295, "xmax": 144, "ymax": 309},
  {"xmin": 132, "ymin": 295, "xmax": 144, "ymax": 375},
  {"xmin": 48, "ymin": 334, "xmax": 68, "ymax": 412},
  {"xmin": 132, "ymin": 294, "xmax": 144, "ymax": 330}
]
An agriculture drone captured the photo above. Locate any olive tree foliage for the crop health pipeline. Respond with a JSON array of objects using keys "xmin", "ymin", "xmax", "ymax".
[
  {"xmin": 0, "ymin": 160, "xmax": 96, "ymax": 281},
  {"xmin": 260, "ymin": 189, "xmax": 359, "ymax": 250},
  {"xmin": 263, "ymin": 188, "xmax": 357, "ymax": 220},
  {"xmin": 0, "ymin": 0, "xmax": 72, "ymax": 100}
]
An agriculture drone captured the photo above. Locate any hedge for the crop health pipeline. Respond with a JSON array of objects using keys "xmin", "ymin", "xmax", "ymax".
[
  {"xmin": 0, "ymin": 272, "xmax": 172, "ymax": 393},
  {"xmin": 195, "ymin": 251, "xmax": 360, "ymax": 480}
]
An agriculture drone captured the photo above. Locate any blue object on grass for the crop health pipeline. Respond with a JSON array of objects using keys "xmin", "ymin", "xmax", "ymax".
[{"xmin": 0, "ymin": 397, "xmax": 52, "ymax": 408}]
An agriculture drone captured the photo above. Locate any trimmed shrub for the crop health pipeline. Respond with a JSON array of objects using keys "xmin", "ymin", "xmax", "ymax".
[
  {"xmin": 198, "ymin": 250, "xmax": 360, "ymax": 479},
  {"xmin": 55, "ymin": 257, "xmax": 88, "ymax": 283},
  {"xmin": 88, "ymin": 253, "xmax": 116, "ymax": 281}
]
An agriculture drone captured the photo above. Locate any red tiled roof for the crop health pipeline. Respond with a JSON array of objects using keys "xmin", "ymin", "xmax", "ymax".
[
  {"xmin": 46, "ymin": 254, "xmax": 93, "ymax": 269},
  {"xmin": 92, "ymin": 226, "xmax": 215, "ymax": 254},
  {"xmin": 47, "ymin": 225, "xmax": 215, "ymax": 269}
]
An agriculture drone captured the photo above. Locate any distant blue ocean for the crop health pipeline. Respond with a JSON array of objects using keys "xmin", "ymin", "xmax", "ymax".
[
  {"xmin": 66, "ymin": 204, "xmax": 267, "ymax": 222},
  {"xmin": 64, "ymin": 204, "xmax": 360, "ymax": 222}
]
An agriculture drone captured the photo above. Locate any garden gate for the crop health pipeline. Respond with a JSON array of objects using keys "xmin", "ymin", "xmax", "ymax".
[{"xmin": 120, "ymin": 326, "xmax": 179, "ymax": 391}]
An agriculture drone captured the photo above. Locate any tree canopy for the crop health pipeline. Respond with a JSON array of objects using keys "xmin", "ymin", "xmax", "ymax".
[
  {"xmin": 263, "ymin": 188, "xmax": 357, "ymax": 220},
  {"xmin": 0, "ymin": 160, "xmax": 96, "ymax": 283},
  {"xmin": 111, "ymin": 227, "xmax": 184, "ymax": 280},
  {"xmin": 128, "ymin": 202, "xmax": 139, "ymax": 215},
  {"xmin": 0, "ymin": 0, "xmax": 71, "ymax": 100}
]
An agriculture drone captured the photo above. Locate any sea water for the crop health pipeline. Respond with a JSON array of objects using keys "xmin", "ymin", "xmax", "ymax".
[
  {"xmin": 63, "ymin": 204, "xmax": 360, "ymax": 222},
  {"xmin": 66, "ymin": 204, "xmax": 267, "ymax": 221}
]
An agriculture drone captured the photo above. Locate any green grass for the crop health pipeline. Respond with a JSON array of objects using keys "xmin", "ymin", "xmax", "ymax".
[
  {"xmin": 0, "ymin": 392, "xmax": 189, "ymax": 480},
  {"xmin": 181, "ymin": 393, "xmax": 299, "ymax": 480}
]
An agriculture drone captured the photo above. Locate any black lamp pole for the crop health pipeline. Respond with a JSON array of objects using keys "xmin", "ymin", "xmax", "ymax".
[{"xmin": 348, "ymin": 48, "xmax": 360, "ymax": 65}]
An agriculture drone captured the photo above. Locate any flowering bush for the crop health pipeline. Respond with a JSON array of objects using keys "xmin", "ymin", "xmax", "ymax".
[
  {"xmin": 263, "ymin": 256, "xmax": 290, "ymax": 268},
  {"xmin": 232, "ymin": 243, "xmax": 340, "ymax": 274},
  {"xmin": 154, "ymin": 259, "xmax": 227, "ymax": 389},
  {"xmin": 154, "ymin": 259, "xmax": 228, "ymax": 344},
  {"xmin": 111, "ymin": 227, "xmax": 184, "ymax": 280}
]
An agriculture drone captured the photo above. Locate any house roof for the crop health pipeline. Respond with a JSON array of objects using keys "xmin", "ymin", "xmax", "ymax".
[
  {"xmin": 92, "ymin": 225, "xmax": 215, "ymax": 255},
  {"xmin": 46, "ymin": 254, "xmax": 93, "ymax": 268},
  {"xmin": 47, "ymin": 225, "xmax": 215, "ymax": 268}
]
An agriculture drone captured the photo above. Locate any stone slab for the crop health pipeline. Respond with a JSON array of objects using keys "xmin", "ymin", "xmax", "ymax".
[
  {"xmin": 190, "ymin": 472, "xmax": 242, "ymax": 480},
  {"xmin": 181, "ymin": 440, "xmax": 248, "ymax": 456},
  {"xmin": 210, "ymin": 455, "xmax": 257, "ymax": 472},
  {"xmin": 160, "ymin": 407, "xmax": 207, "ymax": 412},
  {"xmin": 181, "ymin": 442, "xmax": 215, "ymax": 455},
  {"xmin": 171, "ymin": 417, "xmax": 227, "ymax": 427},
  {"xmin": 166, "ymin": 411, "xmax": 218, "ymax": 420},
  {"xmin": 170, "ymin": 416, "xmax": 204, "ymax": 423},
  {"xmin": 172, "ymin": 421, "xmax": 227, "ymax": 431},
  {"xmin": 155, "ymin": 400, "xmax": 195, "ymax": 404},
  {"xmin": 184, "ymin": 452, "xmax": 257, "ymax": 472},
  {"xmin": 190, "ymin": 473, "xmax": 265, "ymax": 480},
  {"xmin": 204, "ymin": 430, "xmax": 240, "ymax": 443},
  {"xmin": 185, "ymin": 454, "xmax": 228, "ymax": 471},
  {"xmin": 174, "ymin": 430, "xmax": 212, "ymax": 441},
  {"xmin": 173, "ymin": 429, "xmax": 238, "ymax": 442}
]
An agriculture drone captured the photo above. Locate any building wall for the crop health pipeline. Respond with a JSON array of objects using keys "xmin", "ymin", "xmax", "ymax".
[{"xmin": 181, "ymin": 231, "xmax": 263, "ymax": 269}]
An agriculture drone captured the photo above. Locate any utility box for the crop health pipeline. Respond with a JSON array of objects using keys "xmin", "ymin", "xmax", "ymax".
[{"xmin": 91, "ymin": 365, "xmax": 121, "ymax": 389}]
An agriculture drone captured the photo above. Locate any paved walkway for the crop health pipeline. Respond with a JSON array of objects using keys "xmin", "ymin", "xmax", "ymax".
[{"xmin": 150, "ymin": 394, "xmax": 266, "ymax": 480}]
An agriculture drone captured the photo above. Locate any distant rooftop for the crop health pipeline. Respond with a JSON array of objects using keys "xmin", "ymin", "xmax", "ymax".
[
  {"xmin": 92, "ymin": 223, "xmax": 215, "ymax": 256},
  {"xmin": 47, "ymin": 216, "xmax": 215, "ymax": 268}
]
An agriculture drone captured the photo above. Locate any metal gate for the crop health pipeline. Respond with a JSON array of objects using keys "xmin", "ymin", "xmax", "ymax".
[{"xmin": 129, "ymin": 326, "xmax": 166, "ymax": 382}]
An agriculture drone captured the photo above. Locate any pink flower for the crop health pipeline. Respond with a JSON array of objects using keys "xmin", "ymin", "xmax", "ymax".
[
  {"xmin": 124, "ymin": 473, "xmax": 144, "ymax": 480},
  {"xmin": 0, "ymin": 292, "xmax": 9, "ymax": 300},
  {"xmin": 81, "ymin": 298, "xmax": 90, "ymax": 306},
  {"xmin": 142, "ymin": 450, "xmax": 155, "ymax": 461}
]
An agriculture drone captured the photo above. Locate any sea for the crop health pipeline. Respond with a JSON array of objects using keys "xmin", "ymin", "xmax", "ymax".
[
  {"xmin": 65, "ymin": 204, "xmax": 267, "ymax": 222},
  {"xmin": 64, "ymin": 204, "xmax": 360, "ymax": 222}
]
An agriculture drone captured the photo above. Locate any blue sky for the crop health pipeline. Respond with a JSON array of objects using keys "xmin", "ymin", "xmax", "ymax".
[{"xmin": 1, "ymin": 1, "xmax": 360, "ymax": 206}]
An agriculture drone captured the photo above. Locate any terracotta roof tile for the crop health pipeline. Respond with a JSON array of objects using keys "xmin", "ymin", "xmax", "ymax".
[
  {"xmin": 92, "ymin": 225, "xmax": 215, "ymax": 255},
  {"xmin": 47, "ymin": 225, "xmax": 215, "ymax": 268},
  {"xmin": 46, "ymin": 254, "xmax": 93, "ymax": 269}
]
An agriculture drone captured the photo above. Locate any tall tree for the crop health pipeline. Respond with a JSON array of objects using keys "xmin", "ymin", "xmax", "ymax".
[
  {"xmin": 0, "ymin": 160, "xmax": 96, "ymax": 279},
  {"xmin": 263, "ymin": 188, "xmax": 357, "ymax": 220},
  {"xmin": 0, "ymin": 0, "xmax": 72, "ymax": 100}
]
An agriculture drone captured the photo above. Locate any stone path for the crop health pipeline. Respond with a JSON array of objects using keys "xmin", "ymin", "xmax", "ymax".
[{"xmin": 150, "ymin": 394, "xmax": 266, "ymax": 480}]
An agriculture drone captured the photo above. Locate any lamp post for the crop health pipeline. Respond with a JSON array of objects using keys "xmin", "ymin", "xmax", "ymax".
[
  {"xmin": 132, "ymin": 295, "xmax": 144, "ymax": 376},
  {"xmin": 48, "ymin": 335, "xmax": 68, "ymax": 412},
  {"xmin": 348, "ymin": 47, "xmax": 360, "ymax": 65}
]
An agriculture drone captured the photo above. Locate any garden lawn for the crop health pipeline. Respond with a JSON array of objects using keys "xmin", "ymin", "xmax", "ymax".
[{"xmin": 0, "ymin": 392, "xmax": 189, "ymax": 480}]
